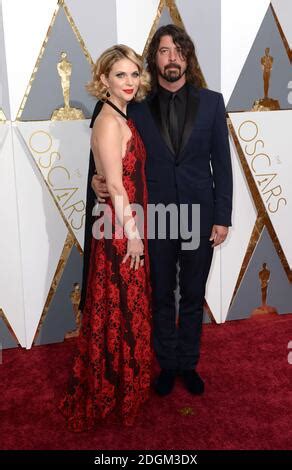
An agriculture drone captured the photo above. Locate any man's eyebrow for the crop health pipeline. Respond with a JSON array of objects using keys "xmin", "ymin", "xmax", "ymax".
[{"xmin": 159, "ymin": 46, "xmax": 182, "ymax": 49}]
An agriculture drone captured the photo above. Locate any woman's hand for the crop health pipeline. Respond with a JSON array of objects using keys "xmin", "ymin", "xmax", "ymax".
[
  {"xmin": 122, "ymin": 238, "xmax": 144, "ymax": 270},
  {"xmin": 91, "ymin": 174, "xmax": 110, "ymax": 202}
]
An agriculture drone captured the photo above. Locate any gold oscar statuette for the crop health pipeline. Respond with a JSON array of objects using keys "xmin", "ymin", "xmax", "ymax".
[
  {"xmin": 252, "ymin": 48, "xmax": 280, "ymax": 111},
  {"xmin": 51, "ymin": 52, "xmax": 85, "ymax": 120},
  {"xmin": 251, "ymin": 263, "xmax": 277, "ymax": 316},
  {"xmin": 65, "ymin": 282, "xmax": 82, "ymax": 339}
]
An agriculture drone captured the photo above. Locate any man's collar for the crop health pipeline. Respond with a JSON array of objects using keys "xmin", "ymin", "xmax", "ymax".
[{"xmin": 157, "ymin": 82, "xmax": 187, "ymax": 98}]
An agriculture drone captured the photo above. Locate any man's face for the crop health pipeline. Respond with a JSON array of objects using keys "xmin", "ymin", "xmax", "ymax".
[{"xmin": 155, "ymin": 35, "xmax": 187, "ymax": 83}]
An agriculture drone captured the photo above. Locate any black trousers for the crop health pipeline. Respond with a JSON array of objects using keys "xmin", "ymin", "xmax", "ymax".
[{"xmin": 148, "ymin": 237, "xmax": 213, "ymax": 370}]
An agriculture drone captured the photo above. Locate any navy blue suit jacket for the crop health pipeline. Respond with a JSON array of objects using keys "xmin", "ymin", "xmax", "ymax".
[{"xmin": 129, "ymin": 84, "xmax": 232, "ymax": 235}]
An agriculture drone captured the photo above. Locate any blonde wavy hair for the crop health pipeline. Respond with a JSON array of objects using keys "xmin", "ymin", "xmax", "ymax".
[{"xmin": 86, "ymin": 45, "xmax": 150, "ymax": 102}]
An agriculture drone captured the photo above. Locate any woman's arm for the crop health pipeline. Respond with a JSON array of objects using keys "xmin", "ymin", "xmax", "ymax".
[{"xmin": 91, "ymin": 117, "xmax": 144, "ymax": 268}]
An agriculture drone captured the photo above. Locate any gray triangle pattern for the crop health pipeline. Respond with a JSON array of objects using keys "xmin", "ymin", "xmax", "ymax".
[
  {"xmin": 227, "ymin": 5, "xmax": 291, "ymax": 111},
  {"xmin": 203, "ymin": 308, "xmax": 212, "ymax": 324},
  {"xmin": 227, "ymin": 227, "xmax": 292, "ymax": 321},
  {"xmin": 34, "ymin": 244, "xmax": 83, "ymax": 345},
  {"xmin": 0, "ymin": 317, "xmax": 18, "ymax": 349},
  {"xmin": 20, "ymin": 5, "xmax": 96, "ymax": 121},
  {"xmin": 176, "ymin": 0, "xmax": 221, "ymax": 91},
  {"xmin": 157, "ymin": 6, "xmax": 173, "ymax": 28}
]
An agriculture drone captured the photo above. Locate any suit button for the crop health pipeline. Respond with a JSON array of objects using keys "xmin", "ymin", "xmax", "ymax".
[{"xmin": 175, "ymin": 162, "xmax": 179, "ymax": 167}]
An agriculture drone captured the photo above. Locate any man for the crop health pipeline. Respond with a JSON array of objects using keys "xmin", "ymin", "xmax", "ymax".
[{"xmin": 82, "ymin": 25, "xmax": 233, "ymax": 396}]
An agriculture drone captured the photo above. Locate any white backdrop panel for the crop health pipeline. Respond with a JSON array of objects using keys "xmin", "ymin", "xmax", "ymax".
[
  {"xmin": 0, "ymin": 122, "xmax": 26, "ymax": 345},
  {"xmin": 1, "ymin": 0, "xmax": 57, "ymax": 120},
  {"xmin": 17, "ymin": 120, "xmax": 91, "ymax": 250},
  {"xmin": 205, "ymin": 245, "xmax": 221, "ymax": 323},
  {"xmin": 13, "ymin": 125, "xmax": 68, "ymax": 348},
  {"xmin": 221, "ymin": 138, "xmax": 257, "ymax": 322},
  {"xmin": 229, "ymin": 110, "xmax": 292, "ymax": 269}
]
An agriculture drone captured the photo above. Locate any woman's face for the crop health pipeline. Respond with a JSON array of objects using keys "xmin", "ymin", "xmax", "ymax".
[{"xmin": 102, "ymin": 58, "xmax": 140, "ymax": 103}]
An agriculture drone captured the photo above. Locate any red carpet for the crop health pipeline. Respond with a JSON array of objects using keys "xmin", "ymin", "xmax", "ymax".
[{"xmin": 1, "ymin": 314, "xmax": 292, "ymax": 450}]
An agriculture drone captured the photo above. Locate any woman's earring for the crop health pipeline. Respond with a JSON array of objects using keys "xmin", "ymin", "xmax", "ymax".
[{"xmin": 106, "ymin": 90, "xmax": 111, "ymax": 98}]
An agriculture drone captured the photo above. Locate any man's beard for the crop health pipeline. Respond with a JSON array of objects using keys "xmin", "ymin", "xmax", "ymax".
[{"xmin": 159, "ymin": 64, "xmax": 185, "ymax": 83}]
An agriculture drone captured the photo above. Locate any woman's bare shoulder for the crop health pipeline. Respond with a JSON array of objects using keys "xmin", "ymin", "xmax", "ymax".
[
  {"xmin": 92, "ymin": 113, "xmax": 120, "ymax": 135},
  {"xmin": 91, "ymin": 113, "xmax": 122, "ymax": 152}
]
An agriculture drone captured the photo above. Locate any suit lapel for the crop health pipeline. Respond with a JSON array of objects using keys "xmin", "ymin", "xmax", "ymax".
[
  {"xmin": 147, "ymin": 94, "xmax": 175, "ymax": 157},
  {"xmin": 178, "ymin": 84, "xmax": 200, "ymax": 161}
]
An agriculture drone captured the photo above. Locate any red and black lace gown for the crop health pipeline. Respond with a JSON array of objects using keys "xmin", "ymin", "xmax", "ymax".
[{"xmin": 59, "ymin": 119, "xmax": 152, "ymax": 431}]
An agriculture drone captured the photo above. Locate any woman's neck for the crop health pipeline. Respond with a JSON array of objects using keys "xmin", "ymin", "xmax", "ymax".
[{"xmin": 106, "ymin": 96, "xmax": 127, "ymax": 116}]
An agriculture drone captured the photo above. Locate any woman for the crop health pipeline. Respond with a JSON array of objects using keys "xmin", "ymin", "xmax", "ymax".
[{"xmin": 59, "ymin": 45, "xmax": 152, "ymax": 431}]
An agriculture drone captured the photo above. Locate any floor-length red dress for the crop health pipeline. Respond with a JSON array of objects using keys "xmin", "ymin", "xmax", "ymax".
[{"xmin": 59, "ymin": 119, "xmax": 152, "ymax": 431}]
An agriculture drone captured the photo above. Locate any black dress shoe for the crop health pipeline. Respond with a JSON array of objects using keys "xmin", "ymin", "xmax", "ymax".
[
  {"xmin": 154, "ymin": 369, "xmax": 176, "ymax": 396},
  {"xmin": 182, "ymin": 370, "xmax": 204, "ymax": 395}
]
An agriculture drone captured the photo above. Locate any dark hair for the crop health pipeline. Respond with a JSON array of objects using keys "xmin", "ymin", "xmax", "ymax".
[{"xmin": 145, "ymin": 24, "xmax": 204, "ymax": 91}]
